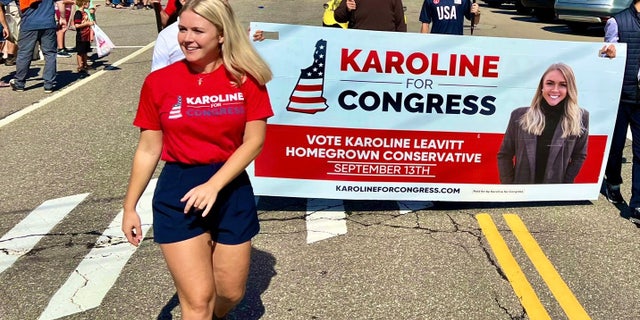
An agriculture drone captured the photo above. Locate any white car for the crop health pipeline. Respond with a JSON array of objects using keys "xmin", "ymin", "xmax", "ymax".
[{"xmin": 555, "ymin": 0, "xmax": 631, "ymax": 32}]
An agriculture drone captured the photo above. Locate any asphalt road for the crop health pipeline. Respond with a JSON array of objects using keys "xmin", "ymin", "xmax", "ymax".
[{"xmin": 1, "ymin": 1, "xmax": 638, "ymax": 319}]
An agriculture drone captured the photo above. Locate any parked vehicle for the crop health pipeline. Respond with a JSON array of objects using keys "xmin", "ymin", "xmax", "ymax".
[
  {"xmin": 521, "ymin": 0, "xmax": 557, "ymax": 21},
  {"xmin": 555, "ymin": 0, "xmax": 632, "ymax": 32},
  {"xmin": 483, "ymin": 0, "xmax": 532, "ymax": 14},
  {"xmin": 483, "ymin": 0, "xmax": 514, "ymax": 7}
]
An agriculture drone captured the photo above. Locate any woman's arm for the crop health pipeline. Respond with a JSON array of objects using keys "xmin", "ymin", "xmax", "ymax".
[
  {"xmin": 497, "ymin": 113, "xmax": 519, "ymax": 184},
  {"xmin": 122, "ymin": 129, "xmax": 163, "ymax": 246},
  {"xmin": 181, "ymin": 119, "xmax": 267, "ymax": 216}
]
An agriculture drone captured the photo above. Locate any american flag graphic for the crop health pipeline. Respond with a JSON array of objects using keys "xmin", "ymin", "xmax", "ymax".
[
  {"xmin": 286, "ymin": 39, "xmax": 330, "ymax": 114},
  {"xmin": 168, "ymin": 96, "xmax": 183, "ymax": 119}
]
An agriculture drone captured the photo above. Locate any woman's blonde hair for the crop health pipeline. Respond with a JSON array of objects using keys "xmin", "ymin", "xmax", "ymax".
[
  {"xmin": 519, "ymin": 62, "xmax": 585, "ymax": 138},
  {"xmin": 180, "ymin": 0, "xmax": 272, "ymax": 85}
]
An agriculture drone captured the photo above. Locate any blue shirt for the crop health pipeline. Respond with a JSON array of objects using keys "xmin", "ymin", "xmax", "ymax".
[
  {"xmin": 604, "ymin": 17, "xmax": 640, "ymax": 80},
  {"xmin": 20, "ymin": 0, "xmax": 56, "ymax": 31},
  {"xmin": 419, "ymin": 0, "xmax": 472, "ymax": 35},
  {"xmin": 604, "ymin": 18, "xmax": 619, "ymax": 42}
]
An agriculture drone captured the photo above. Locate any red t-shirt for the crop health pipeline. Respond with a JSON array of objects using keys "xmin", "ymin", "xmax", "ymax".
[
  {"xmin": 163, "ymin": 0, "xmax": 176, "ymax": 16},
  {"xmin": 73, "ymin": 10, "xmax": 91, "ymax": 41},
  {"xmin": 134, "ymin": 61, "xmax": 274, "ymax": 164}
]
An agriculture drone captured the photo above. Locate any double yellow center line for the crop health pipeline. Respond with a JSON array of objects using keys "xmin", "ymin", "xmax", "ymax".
[{"xmin": 476, "ymin": 213, "xmax": 590, "ymax": 319}]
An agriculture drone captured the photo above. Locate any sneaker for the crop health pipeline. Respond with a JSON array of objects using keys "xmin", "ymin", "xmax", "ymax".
[
  {"xmin": 605, "ymin": 183, "xmax": 625, "ymax": 204},
  {"xmin": 57, "ymin": 49, "xmax": 72, "ymax": 58},
  {"xmin": 9, "ymin": 79, "xmax": 24, "ymax": 92},
  {"xmin": 44, "ymin": 87, "xmax": 54, "ymax": 93},
  {"xmin": 4, "ymin": 56, "xmax": 16, "ymax": 66},
  {"xmin": 629, "ymin": 207, "xmax": 640, "ymax": 224}
]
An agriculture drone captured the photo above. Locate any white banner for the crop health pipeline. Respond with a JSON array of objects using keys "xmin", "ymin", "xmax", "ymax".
[{"xmin": 248, "ymin": 22, "xmax": 626, "ymax": 202}]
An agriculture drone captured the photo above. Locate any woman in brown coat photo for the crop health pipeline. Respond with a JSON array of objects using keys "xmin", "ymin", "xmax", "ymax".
[{"xmin": 497, "ymin": 62, "xmax": 589, "ymax": 184}]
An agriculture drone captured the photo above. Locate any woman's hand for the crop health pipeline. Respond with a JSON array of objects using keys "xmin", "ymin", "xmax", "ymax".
[
  {"xmin": 122, "ymin": 210, "xmax": 143, "ymax": 246},
  {"xmin": 181, "ymin": 182, "xmax": 219, "ymax": 217}
]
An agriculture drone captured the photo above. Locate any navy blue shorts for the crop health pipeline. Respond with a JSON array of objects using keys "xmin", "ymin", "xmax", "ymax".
[{"xmin": 152, "ymin": 162, "xmax": 260, "ymax": 244}]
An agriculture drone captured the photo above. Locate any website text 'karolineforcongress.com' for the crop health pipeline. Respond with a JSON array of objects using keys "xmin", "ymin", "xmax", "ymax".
[{"xmin": 335, "ymin": 185, "xmax": 461, "ymax": 194}]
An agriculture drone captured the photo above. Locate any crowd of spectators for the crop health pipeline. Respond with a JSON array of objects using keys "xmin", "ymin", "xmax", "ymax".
[{"xmin": 0, "ymin": 0, "xmax": 167, "ymax": 90}]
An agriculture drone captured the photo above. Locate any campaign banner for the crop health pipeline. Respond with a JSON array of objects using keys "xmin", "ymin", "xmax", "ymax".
[{"xmin": 248, "ymin": 22, "xmax": 626, "ymax": 202}]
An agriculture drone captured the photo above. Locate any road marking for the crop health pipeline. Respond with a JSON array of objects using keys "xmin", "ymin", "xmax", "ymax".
[
  {"xmin": 0, "ymin": 42, "xmax": 156, "ymax": 129},
  {"xmin": 38, "ymin": 179, "xmax": 157, "ymax": 320},
  {"xmin": 476, "ymin": 213, "xmax": 551, "ymax": 319},
  {"xmin": 504, "ymin": 214, "xmax": 591, "ymax": 319},
  {"xmin": 303, "ymin": 200, "xmax": 433, "ymax": 243},
  {"xmin": 0, "ymin": 193, "xmax": 90, "ymax": 274},
  {"xmin": 306, "ymin": 198, "xmax": 347, "ymax": 244},
  {"xmin": 397, "ymin": 201, "xmax": 433, "ymax": 214}
]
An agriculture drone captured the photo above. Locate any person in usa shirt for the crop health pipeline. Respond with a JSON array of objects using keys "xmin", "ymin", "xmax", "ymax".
[{"xmin": 419, "ymin": 0, "xmax": 480, "ymax": 35}]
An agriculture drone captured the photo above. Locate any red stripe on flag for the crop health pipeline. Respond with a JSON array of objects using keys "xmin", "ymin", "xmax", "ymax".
[
  {"xmin": 295, "ymin": 84, "xmax": 324, "ymax": 91},
  {"xmin": 290, "ymin": 96, "xmax": 327, "ymax": 103}
]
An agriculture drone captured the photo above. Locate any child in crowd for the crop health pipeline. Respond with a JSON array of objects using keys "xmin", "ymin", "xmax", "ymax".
[{"xmin": 73, "ymin": 0, "xmax": 93, "ymax": 73}]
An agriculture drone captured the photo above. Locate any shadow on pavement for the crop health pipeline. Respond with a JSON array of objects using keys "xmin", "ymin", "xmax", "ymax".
[
  {"xmin": 542, "ymin": 24, "xmax": 605, "ymax": 38},
  {"xmin": 231, "ymin": 247, "xmax": 277, "ymax": 319}
]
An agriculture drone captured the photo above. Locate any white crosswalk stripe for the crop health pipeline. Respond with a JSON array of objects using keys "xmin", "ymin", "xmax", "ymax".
[
  {"xmin": 38, "ymin": 179, "xmax": 157, "ymax": 320},
  {"xmin": 0, "ymin": 193, "xmax": 90, "ymax": 274},
  {"xmin": 305, "ymin": 198, "xmax": 348, "ymax": 244},
  {"xmin": 398, "ymin": 201, "xmax": 434, "ymax": 214}
]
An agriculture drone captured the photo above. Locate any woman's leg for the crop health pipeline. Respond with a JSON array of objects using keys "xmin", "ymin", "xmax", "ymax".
[
  {"xmin": 160, "ymin": 232, "xmax": 215, "ymax": 320},
  {"xmin": 212, "ymin": 240, "xmax": 252, "ymax": 318}
]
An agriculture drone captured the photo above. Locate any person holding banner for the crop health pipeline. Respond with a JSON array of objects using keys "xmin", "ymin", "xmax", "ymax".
[
  {"xmin": 122, "ymin": 0, "xmax": 273, "ymax": 318},
  {"xmin": 599, "ymin": 0, "xmax": 640, "ymax": 218},
  {"xmin": 334, "ymin": 0, "xmax": 407, "ymax": 32},
  {"xmin": 497, "ymin": 63, "xmax": 589, "ymax": 184},
  {"xmin": 419, "ymin": 0, "xmax": 480, "ymax": 35}
]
